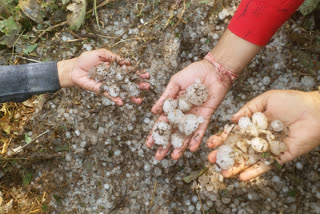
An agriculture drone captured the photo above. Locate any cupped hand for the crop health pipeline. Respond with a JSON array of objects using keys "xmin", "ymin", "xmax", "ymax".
[
  {"xmin": 146, "ymin": 59, "xmax": 231, "ymax": 160},
  {"xmin": 58, "ymin": 49, "xmax": 150, "ymax": 105},
  {"xmin": 208, "ymin": 90, "xmax": 320, "ymax": 181}
]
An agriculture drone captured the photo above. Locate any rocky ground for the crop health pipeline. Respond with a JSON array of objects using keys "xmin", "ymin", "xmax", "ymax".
[{"xmin": 0, "ymin": 0, "xmax": 320, "ymax": 213}]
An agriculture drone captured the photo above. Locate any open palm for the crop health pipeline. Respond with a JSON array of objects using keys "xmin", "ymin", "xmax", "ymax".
[
  {"xmin": 146, "ymin": 59, "xmax": 231, "ymax": 160},
  {"xmin": 72, "ymin": 49, "xmax": 150, "ymax": 105},
  {"xmin": 208, "ymin": 90, "xmax": 320, "ymax": 181}
]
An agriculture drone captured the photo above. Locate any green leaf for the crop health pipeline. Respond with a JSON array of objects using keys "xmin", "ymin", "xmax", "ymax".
[
  {"xmin": 23, "ymin": 44, "xmax": 38, "ymax": 54},
  {"xmin": 0, "ymin": 16, "xmax": 21, "ymax": 47},
  {"xmin": 298, "ymin": 0, "xmax": 320, "ymax": 16},
  {"xmin": 24, "ymin": 133, "xmax": 32, "ymax": 144},
  {"xmin": 42, "ymin": 203, "xmax": 48, "ymax": 211},
  {"xmin": 23, "ymin": 171, "xmax": 32, "ymax": 187},
  {"xmin": 66, "ymin": 0, "xmax": 87, "ymax": 31}
]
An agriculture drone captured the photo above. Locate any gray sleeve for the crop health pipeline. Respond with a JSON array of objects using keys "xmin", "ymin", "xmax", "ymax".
[{"xmin": 0, "ymin": 61, "xmax": 61, "ymax": 103}]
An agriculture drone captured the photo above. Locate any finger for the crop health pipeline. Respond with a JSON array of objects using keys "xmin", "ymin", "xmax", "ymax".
[
  {"xmin": 208, "ymin": 150, "xmax": 217, "ymax": 163},
  {"xmin": 98, "ymin": 49, "xmax": 131, "ymax": 66},
  {"xmin": 145, "ymin": 131, "xmax": 154, "ymax": 148},
  {"xmin": 145, "ymin": 115, "xmax": 168, "ymax": 148},
  {"xmin": 239, "ymin": 161, "xmax": 272, "ymax": 181},
  {"xmin": 102, "ymin": 92, "xmax": 124, "ymax": 106},
  {"xmin": 189, "ymin": 119, "xmax": 210, "ymax": 152},
  {"xmin": 151, "ymin": 78, "xmax": 180, "ymax": 115},
  {"xmin": 155, "ymin": 144, "xmax": 172, "ymax": 160},
  {"xmin": 232, "ymin": 93, "xmax": 269, "ymax": 123},
  {"xmin": 130, "ymin": 97, "xmax": 143, "ymax": 104},
  {"xmin": 139, "ymin": 82, "xmax": 151, "ymax": 90},
  {"xmin": 207, "ymin": 133, "xmax": 226, "ymax": 149},
  {"xmin": 171, "ymin": 135, "xmax": 192, "ymax": 160},
  {"xmin": 221, "ymin": 162, "xmax": 248, "ymax": 178},
  {"xmin": 136, "ymin": 70, "xmax": 150, "ymax": 79}
]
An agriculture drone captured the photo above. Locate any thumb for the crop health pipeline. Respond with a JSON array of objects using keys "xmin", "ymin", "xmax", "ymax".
[
  {"xmin": 232, "ymin": 91, "xmax": 270, "ymax": 123},
  {"xmin": 151, "ymin": 77, "xmax": 180, "ymax": 114}
]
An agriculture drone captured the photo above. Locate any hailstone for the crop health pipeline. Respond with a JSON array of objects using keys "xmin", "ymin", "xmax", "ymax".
[
  {"xmin": 216, "ymin": 145, "xmax": 234, "ymax": 170},
  {"xmin": 271, "ymin": 120, "xmax": 284, "ymax": 132},
  {"xmin": 152, "ymin": 122, "xmax": 171, "ymax": 147},
  {"xmin": 269, "ymin": 140, "xmax": 286, "ymax": 156},
  {"xmin": 249, "ymin": 137, "xmax": 268, "ymax": 153},
  {"xmin": 171, "ymin": 132, "xmax": 184, "ymax": 149},
  {"xmin": 178, "ymin": 114, "xmax": 203, "ymax": 136},
  {"xmin": 252, "ymin": 112, "xmax": 268, "ymax": 130},
  {"xmin": 238, "ymin": 117, "xmax": 252, "ymax": 129},
  {"xmin": 178, "ymin": 97, "xmax": 192, "ymax": 112},
  {"xmin": 168, "ymin": 109, "xmax": 185, "ymax": 124},
  {"xmin": 163, "ymin": 98, "xmax": 178, "ymax": 114},
  {"xmin": 185, "ymin": 82, "xmax": 208, "ymax": 105}
]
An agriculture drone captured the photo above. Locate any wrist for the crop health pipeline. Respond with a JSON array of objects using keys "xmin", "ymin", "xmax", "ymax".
[
  {"xmin": 57, "ymin": 58, "xmax": 77, "ymax": 88},
  {"xmin": 210, "ymin": 29, "xmax": 262, "ymax": 75}
]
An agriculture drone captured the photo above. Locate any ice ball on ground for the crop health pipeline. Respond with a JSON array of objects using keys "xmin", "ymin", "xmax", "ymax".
[
  {"xmin": 108, "ymin": 85, "xmax": 120, "ymax": 97},
  {"xmin": 163, "ymin": 98, "xmax": 178, "ymax": 114},
  {"xmin": 185, "ymin": 82, "xmax": 208, "ymax": 105},
  {"xmin": 268, "ymin": 140, "xmax": 286, "ymax": 156},
  {"xmin": 152, "ymin": 122, "xmax": 171, "ymax": 147},
  {"xmin": 216, "ymin": 145, "xmax": 234, "ymax": 170},
  {"xmin": 168, "ymin": 109, "xmax": 185, "ymax": 124},
  {"xmin": 252, "ymin": 112, "xmax": 268, "ymax": 130},
  {"xmin": 124, "ymin": 82, "xmax": 140, "ymax": 97},
  {"xmin": 249, "ymin": 137, "xmax": 268, "ymax": 153},
  {"xmin": 178, "ymin": 97, "xmax": 192, "ymax": 112},
  {"xmin": 271, "ymin": 120, "xmax": 284, "ymax": 132},
  {"xmin": 171, "ymin": 132, "xmax": 184, "ymax": 149},
  {"xmin": 238, "ymin": 117, "xmax": 252, "ymax": 129},
  {"xmin": 178, "ymin": 114, "xmax": 203, "ymax": 136}
]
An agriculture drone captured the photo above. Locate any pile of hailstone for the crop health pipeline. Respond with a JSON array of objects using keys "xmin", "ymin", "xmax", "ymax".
[
  {"xmin": 89, "ymin": 62, "xmax": 141, "ymax": 99},
  {"xmin": 152, "ymin": 80, "xmax": 208, "ymax": 149},
  {"xmin": 215, "ymin": 112, "xmax": 287, "ymax": 172}
]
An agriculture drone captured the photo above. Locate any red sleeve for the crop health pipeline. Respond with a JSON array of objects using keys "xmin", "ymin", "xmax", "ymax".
[{"xmin": 228, "ymin": 0, "xmax": 304, "ymax": 46}]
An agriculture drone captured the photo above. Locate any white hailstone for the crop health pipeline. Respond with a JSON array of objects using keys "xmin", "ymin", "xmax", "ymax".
[
  {"xmin": 249, "ymin": 137, "xmax": 268, "ymax": 153},
  {"xmin": 65, "ymin": 153, "xmax": 72, "ymax": 162},
  {"xmin": 171, "ymin": 132, "xmax": 184, "ymax": 149},
  {"xmin": 75, "ymin": 130, "xmax": 80, "ymax": 136},
  {"xmin": 168, "ymin": 109, "xmax": 185, "ymax": 124},
  {"xmin": 163, "ymin": 98, "xmax": 178, "ymax": 114},
  {"xmin": 178, "ymin": 97, "xmax": 192, "ymax": 112},
  {"xmin": 269, "ymin": 140, "xmax": 286, "ymax": 156},
  {"xmin": 218, "ymin": 8, "xmax": 230, "ymax": 20},
  {"xmin": 80, "ymin": 141, "xmax": 87, "ymax": 148},
  {"xmin": 178, "ymin": 114, "xmax": 203, "ymax": 136},
  {"xmin": 108, "ymin": 86, "xmax": 120, "ymax": 97},
  {"xmin": 127, "ymin": 83, "xmax": 140, "ymax": 97},
  {"xmin": 271, "ymin": 120, "xmax": 284, "ymax": 132},
  {"xmin": 216, "ymin": 145, "xmax": 234, "ymax": 170},
  {"xmin": 248, "ymin": 153, "xmax": 260, "ymax": 165},
  {"xmin": 115, "ymin": 72, "xmax": 124, "ymax": 81},
  {"xmin": 296, "ymin": 162, "xmax": 303, "ymax": 170},
  {"xmin": 102, "ymin": 97, "xmax": 114, "ymax": 106},
  {"xmin": 152, "ymin": 122, "xmax": 171, "ymax": 147},
  {"xmin": 238, "ymin": 116, "xmax": 252, "ymax": 129},
  {"xmin": 185, "ymin": 82, "xmax": 208, "ymax": 105},
  {"xmin": 103, "ymin": 184, "xmax": 110, "ymax": 190},
  {"xmin": 65, "ymin": 131, "xmax": 71, "ymax": 138},
  {"xmin": 252, "ymin": 112, "xmax": 268, "ymax": 130}
]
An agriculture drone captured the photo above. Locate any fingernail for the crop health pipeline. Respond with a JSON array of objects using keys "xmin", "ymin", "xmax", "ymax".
[
  {"xmin": 131, "ymin": 97, "xmax": 143, "ymax": 104},
  {"xmin": 139, "ymin": 82, "xmax": 151, "ymax": 90}
]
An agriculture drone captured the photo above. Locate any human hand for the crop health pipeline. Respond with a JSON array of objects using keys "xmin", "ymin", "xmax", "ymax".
[
  {"xmin": 146, "ymin": 59, "xmax": 231, "ymax": 160},
  {"xmin": 208, "ymin": 90, "xmax": 320, "ymax": 181},
  {"xmin": 57, "ymin": 49, "xmax": 150, "ymax": 105}
]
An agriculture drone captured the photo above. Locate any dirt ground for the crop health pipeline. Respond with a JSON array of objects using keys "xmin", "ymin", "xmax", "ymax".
[{"xmin": 0, "ymin": 0, "xmax": 320, "ymax": 213}]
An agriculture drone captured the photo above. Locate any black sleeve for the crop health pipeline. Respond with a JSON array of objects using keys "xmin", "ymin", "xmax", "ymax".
[{"xmin": 0, "ymin": 61, "xmax": 61, "ymax": 103}]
